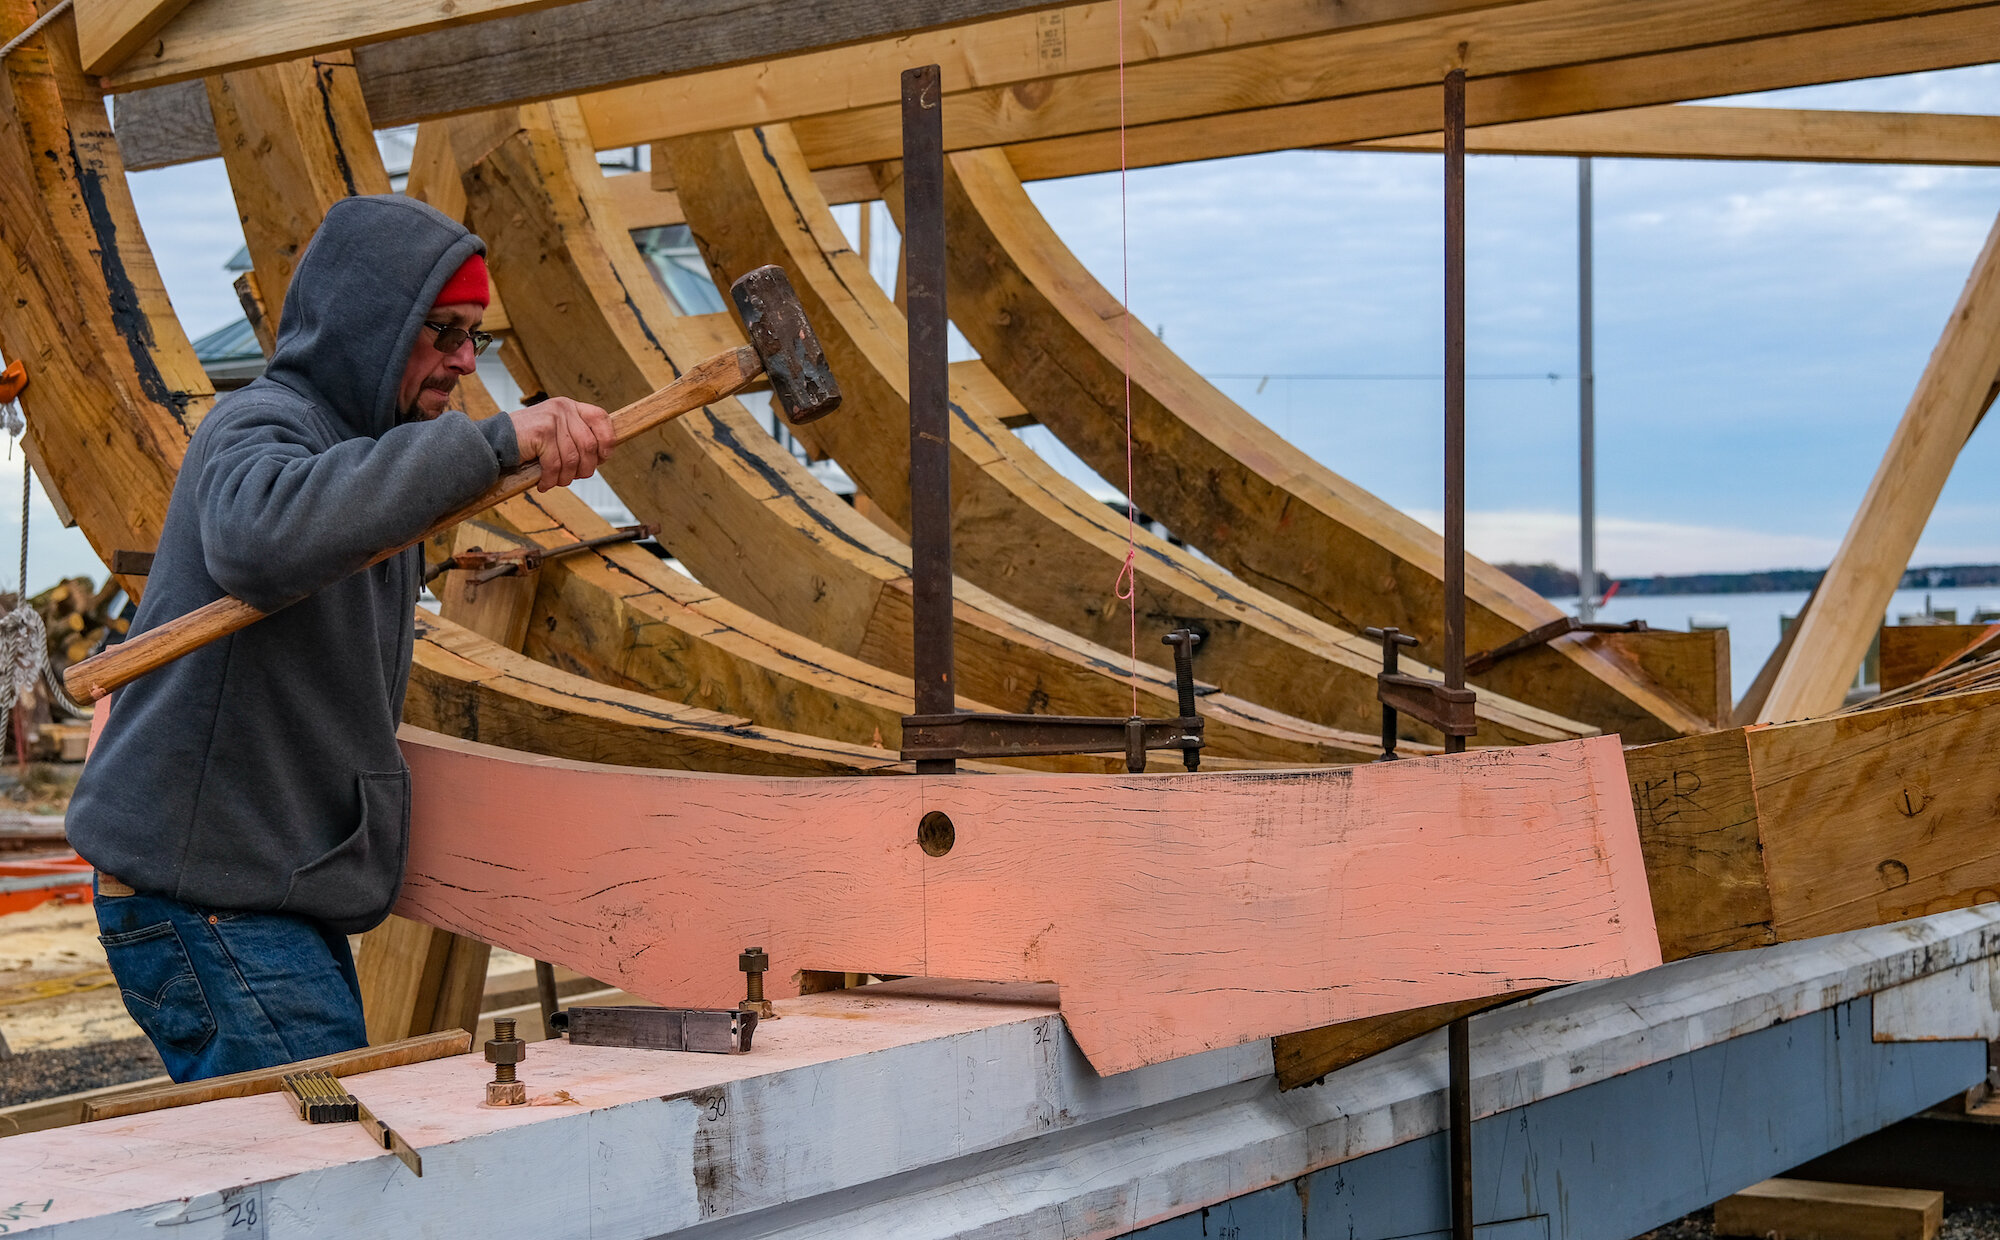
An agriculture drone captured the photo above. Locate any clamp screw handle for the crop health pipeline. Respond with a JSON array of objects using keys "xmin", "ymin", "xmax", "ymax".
[{"xmin": 1160, "ymin": 629, "xmax": 1204, "ymax": 771}]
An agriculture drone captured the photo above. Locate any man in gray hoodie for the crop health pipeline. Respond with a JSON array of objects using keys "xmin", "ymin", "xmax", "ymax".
[{"xmin": 68, "ymin": 195, "xmax": 614, "ymax": 1082}]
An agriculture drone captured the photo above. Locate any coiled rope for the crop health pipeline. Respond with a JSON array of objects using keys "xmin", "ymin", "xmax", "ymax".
[{"xmin": 0, "ymin": 0, "xmax": 72, "ymax": 62}]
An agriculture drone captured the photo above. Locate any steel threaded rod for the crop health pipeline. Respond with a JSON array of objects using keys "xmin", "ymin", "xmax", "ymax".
[{"xmin": 493, "ymin": 1019, "xmax": 519, "ymax": 1081}]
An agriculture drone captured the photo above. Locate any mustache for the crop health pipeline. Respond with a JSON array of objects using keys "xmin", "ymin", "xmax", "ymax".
[{"xmin": 423, "ymin": 375, "xmax": 459, "ymax": 392}]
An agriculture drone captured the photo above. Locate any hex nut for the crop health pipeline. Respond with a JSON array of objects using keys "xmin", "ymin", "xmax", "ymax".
[
  {"xmin": 739, "ymin": 947, "xmax": 768, "ymax": 974},
  {"xmin": 486, "ymin": 1080, "xmax": 528, "ymax": 1107},
  {"xmin": 483, "ymin": 1038, "xmax": 527, "ymax": 1066}
]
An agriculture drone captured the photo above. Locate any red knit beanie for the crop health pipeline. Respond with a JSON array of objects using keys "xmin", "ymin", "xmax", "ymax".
[{"xmin": 433, "ymin": 253, "xmax": 490, "ymax": 308}]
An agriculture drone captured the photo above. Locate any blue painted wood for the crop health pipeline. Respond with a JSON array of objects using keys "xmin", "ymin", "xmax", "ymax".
[{"xmin": 1128, "ymin": 996, "xmax": 1982, "ymax": 1240}]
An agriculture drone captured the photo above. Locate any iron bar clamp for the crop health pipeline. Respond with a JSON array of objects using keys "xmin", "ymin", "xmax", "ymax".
[
  {"xmin": 1363, "ymin": 626, "xmax": 1476, "ymax": 760},
  {"xmin": 895, "ymin": 60, "xmax": 1204, "ymax": 776},
  {"xmin": 903, "ymin": 63, "xmax": 956, "ymax": 776},
  {"xmin": 1443, "ymin": 66, "xmax": 1474, "ymax": 1240}
]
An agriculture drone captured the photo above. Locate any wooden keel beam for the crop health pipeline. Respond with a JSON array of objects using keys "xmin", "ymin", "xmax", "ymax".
[
  {"xmin": 395, "ymin": 728, "xmax": 1660, "ymax": 1074},
  {"xmin": 1629, "ymin": 686, "xmax": 2000, "ymax": 957},
  {"xmin": 1763, "ymin": 211, "xmax": 2000, "ymax": 723},
  {"xmin": 928, "ymin": 145, "xmax": 1710, "ymax": 740},
  {"xmin": 0, "ymin": 2, "xmax": 211, "ymax": 597},
  {"xmin": 449, "ymin": 100, "xmax": 1387, "ymax": 767},
  {"xmin": 666, "ymin": 123, "xmax": 1588, "ymax": 748}
]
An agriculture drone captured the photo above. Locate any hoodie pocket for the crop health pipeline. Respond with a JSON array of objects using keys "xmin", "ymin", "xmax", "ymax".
[
  {"xmin": 281, "ymin": 768, "xmax": 411, "ymax": 930},
  {"xmin": 98, "ymin": 922, "xmax": 216, "ymax": 1056}
]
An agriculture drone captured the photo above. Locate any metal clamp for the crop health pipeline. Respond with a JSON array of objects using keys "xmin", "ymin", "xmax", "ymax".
[
  {"xmin": 1364, "ymin": 626, "xmax": 1477, "ymax": 760},
  {"xmin": 424, "ymin": 522, "xmax": 659, "ymax": 587},
  {"xmin": 1464, "ymin": 615, "xmax": 1649, "ymax": 676}
]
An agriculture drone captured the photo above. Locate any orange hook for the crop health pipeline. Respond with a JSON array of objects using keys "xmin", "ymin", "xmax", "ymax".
[{"xmin": 0, "ymin": 360, "xmax": 25, "ymax": 405}]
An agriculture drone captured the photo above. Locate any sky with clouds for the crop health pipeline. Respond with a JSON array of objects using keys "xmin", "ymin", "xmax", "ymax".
[{"xmin": 22, "ymin": 62, "xmax": 1994, "ymax": 592}]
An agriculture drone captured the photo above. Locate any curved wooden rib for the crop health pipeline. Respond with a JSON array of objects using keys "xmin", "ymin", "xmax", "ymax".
[
  {"xmin": 408, "ymin": 613, "xmax": 925, "ymax": 776},
  {"xmin": 932, "ymin": 146, "xmax": 1714, "ymax": 742},
  {"xmin": 0, "ymin": 3, "xmax": 212, "ymax": 596},
  {"xmin": 664, "ymin": 124, "xmax": 1587, "ymax": 749},
  {"xmin": 447, "ymin": 100, "xmax": 1386, "ymax": 766},
  {"xmin": 397, "ymin": 726, "xmax": 1660, "ymax": 1074},
  {"xmin": 485, "ymin": 487, "xmax": 1242, "ymax": 773}
]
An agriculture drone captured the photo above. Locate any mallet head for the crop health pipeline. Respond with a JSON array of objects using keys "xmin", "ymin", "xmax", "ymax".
[{"xmin": 729, "ymin": 265, "xmax": 841, "ymax": 425}]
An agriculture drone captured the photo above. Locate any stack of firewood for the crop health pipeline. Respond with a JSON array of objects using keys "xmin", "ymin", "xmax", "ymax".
[{"xmin": 30, "ymin": 577, "xmax": 125, "ymax": 690}]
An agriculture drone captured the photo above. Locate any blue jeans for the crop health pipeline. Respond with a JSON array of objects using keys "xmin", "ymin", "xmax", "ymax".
[{"xmin": 94, "ymin": 880, "xmax": 368, "ymax": 1082}]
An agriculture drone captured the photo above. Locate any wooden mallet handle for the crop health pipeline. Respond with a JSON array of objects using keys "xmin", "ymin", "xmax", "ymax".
[{"xmin": 65, "ymin": 345, "xmax": 763, "ymax": 703}]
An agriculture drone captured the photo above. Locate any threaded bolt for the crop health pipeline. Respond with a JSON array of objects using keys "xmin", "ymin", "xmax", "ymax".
[{"xmin": 484, "ymin": 1016, "xmax": 528, "ymax": 1105}]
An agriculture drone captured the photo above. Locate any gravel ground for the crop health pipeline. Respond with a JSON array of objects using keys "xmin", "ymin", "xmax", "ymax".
[
  {"xmin": 0, "ymin": 1035, "xmax": 164, "ymax": 1107},
  {"xmin": 1637, "ymin": 1201, "xmax": 2000, "ymax": 1239}
]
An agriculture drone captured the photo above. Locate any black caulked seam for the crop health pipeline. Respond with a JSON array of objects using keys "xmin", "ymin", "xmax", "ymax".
[
  {"xmin": 312, "ymin": 60, "xmax": 360, "ymax": 198},
  {"xmin": 69, "ymin": 135, "xmax": 190, "ymax": 430}
]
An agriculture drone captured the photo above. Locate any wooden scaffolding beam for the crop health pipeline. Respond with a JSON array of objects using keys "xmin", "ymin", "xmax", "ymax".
[{"xmin": 1760, "ymin": 211, "xmax": 2000, "ymax": 723}]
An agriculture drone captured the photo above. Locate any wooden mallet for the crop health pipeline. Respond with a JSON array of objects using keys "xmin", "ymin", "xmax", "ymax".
[{"xmin": 64, "ymin": 265, "xmax": 840, "ymax": 702}]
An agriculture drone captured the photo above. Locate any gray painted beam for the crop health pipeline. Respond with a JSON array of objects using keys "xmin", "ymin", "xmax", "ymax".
[
  {"xmin": 356, "ymin": 0, "xmax": 1068, "ymax": 127},
  {"xmin": 1130, "ymin": 996, "xmax": 1983, "ymax": 1240}
]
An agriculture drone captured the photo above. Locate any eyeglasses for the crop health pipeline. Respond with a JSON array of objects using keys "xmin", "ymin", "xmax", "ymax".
[{"xmin": 423, "ymin": 320, "xmax": 494, "ymax": 357}]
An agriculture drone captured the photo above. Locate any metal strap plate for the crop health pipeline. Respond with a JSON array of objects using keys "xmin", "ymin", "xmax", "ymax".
[{"xmin": 549, "ymin": 1006, "xmax": 757, "ymax": 1054}]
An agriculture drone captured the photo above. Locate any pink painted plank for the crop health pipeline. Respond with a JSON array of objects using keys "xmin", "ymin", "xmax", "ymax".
[{"xmin": 398, "ymin": 729, "xmax": 1660, "ymax": 1073}]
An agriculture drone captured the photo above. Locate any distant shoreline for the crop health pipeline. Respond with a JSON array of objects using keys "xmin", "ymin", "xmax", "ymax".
[{"xmin": 1498, "ymin": 562, "xmax": 2000, "ymax": 599}]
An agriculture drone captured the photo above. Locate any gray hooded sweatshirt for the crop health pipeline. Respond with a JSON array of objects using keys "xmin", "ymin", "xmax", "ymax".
[{"xmin": 68, "ymin": 195, "xmax": 519, "ymax": 935}]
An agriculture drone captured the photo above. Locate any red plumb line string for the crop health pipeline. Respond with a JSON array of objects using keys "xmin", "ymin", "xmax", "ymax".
[{"xmin": 1110, "ymin": 0, "xmax": 1140, "ymax": 716}]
